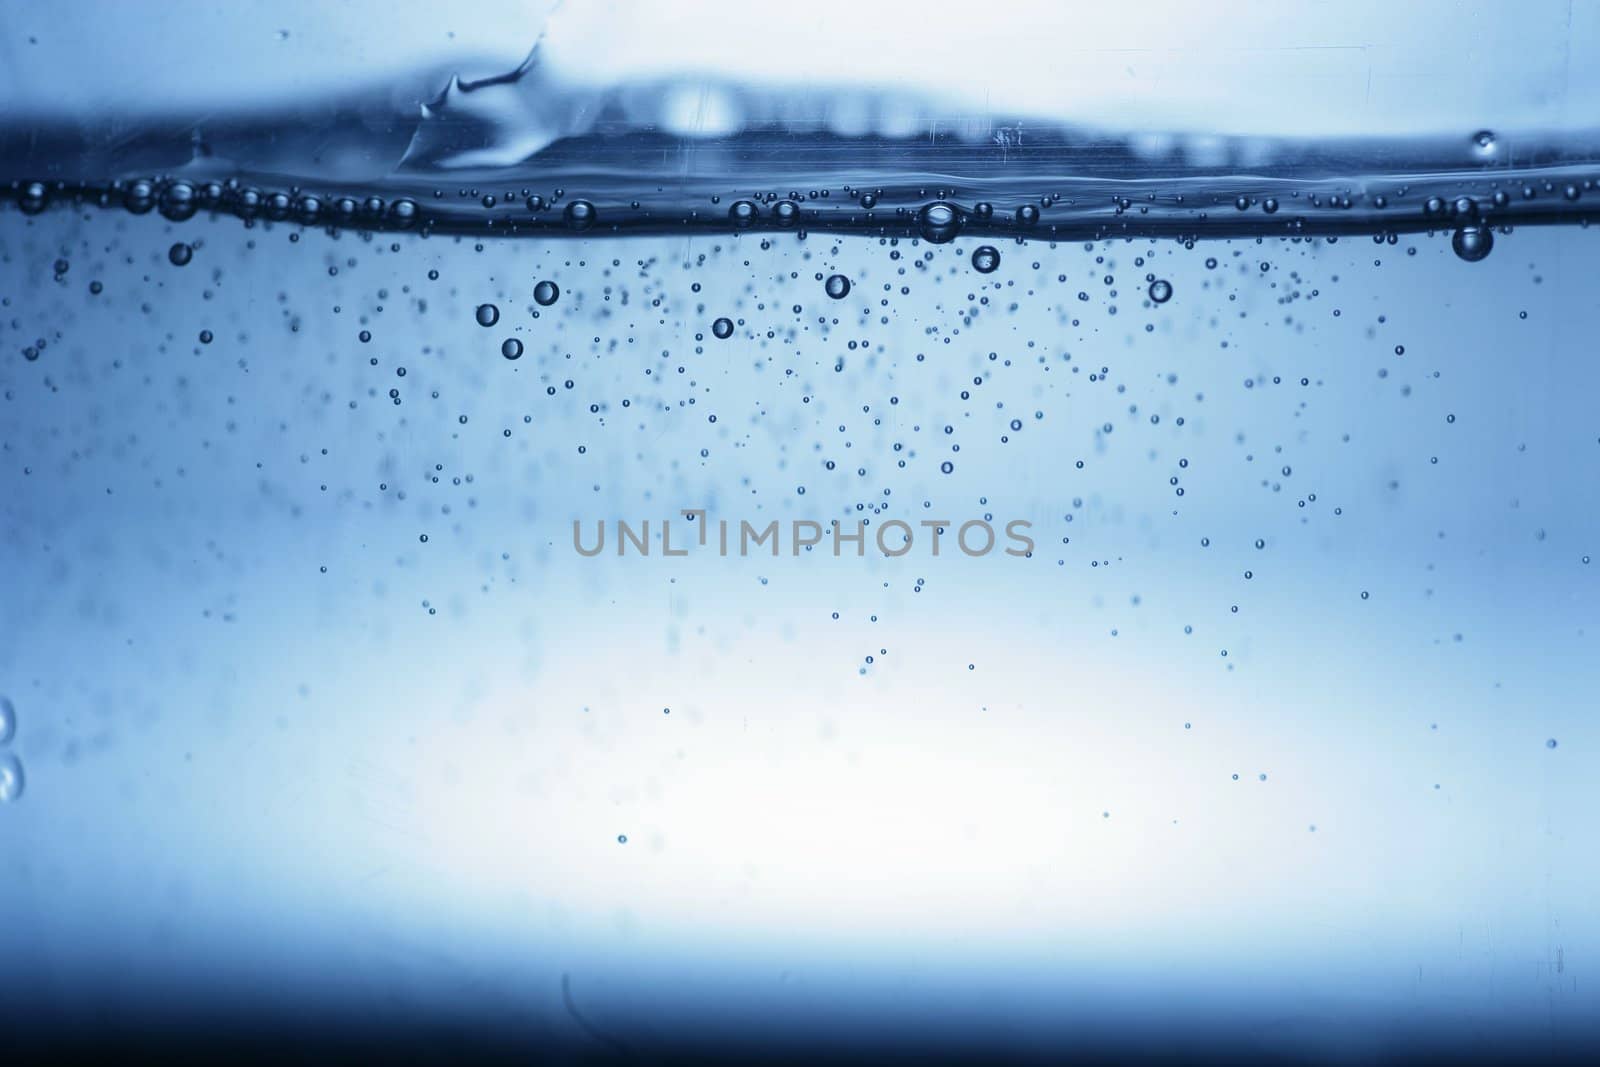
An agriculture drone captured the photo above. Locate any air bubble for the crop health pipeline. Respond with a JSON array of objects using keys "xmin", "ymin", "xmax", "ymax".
[
  {"xmin": 712, "ymin": 317, "xmax": 734, "ymax": 339},
  {"xmin": 124, "ymin": 179, "xmax": 156, "ymax": 214},
  {"xmin": 501, "ymin": 338, "xmax": 523, "ymax": 360},
  {"xmin": 1451, "ymin": 225, "xmax": 1494, "ymax": 262},
  {"xmin": 824, "ymin": 274, "xmax": 851, "ymax": 299},
  {"xmin": 0, "ymin": 697, "xmax": 13, "ymax": 745},
  {"xmin": 1148, "ymin": 279, "xmax": 1173, "ymax": 303},
  {"xmin": 970, "ymin": 245, "xmax": 1001, "ymax": 273},
  {"xmin": 168, "ymin": 242, "xmax": 193, "ymax": 267},
  {"xmin": 917, "ymin": 202, "xmax": 961, "ymax": 243},
  {"xmin": 476, "ymin": 303, "xmax": 500, "ymax": 327},
  {"xmin": 0, "ymin": 752, "xmax": 22, "ymax": 803},
  {"xmin": 159, "ymin": 181, "xmax": 198, "ymax": 222},
  {"xmin": 533, "ymin": 280, "xmax": 560, "ymax": 306},
  {"xmin": 19, "ymin": 181, "xmax": 49, "ymax": 214},
  {"xmin": 564, "ymin": 200, "xmax": 596, "ymax": 230},
  {"xmin": 388, "ymin": 198, "xmax": 418, "ymax": 227}
]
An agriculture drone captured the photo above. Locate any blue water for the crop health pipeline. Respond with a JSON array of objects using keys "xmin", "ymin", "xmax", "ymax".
[{"xmin": 3, "ymin": 8, "xmax": 1600, "ymax": 1064}]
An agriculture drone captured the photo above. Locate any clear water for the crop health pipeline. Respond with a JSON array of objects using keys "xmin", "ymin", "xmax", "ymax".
[{"xmin": 3, "ymin": 11, "xmax": 1600, "ymax": 1065}]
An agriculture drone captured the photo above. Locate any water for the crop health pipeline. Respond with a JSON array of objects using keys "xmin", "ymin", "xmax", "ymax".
[{"xmin": 3, "ymin": 13, "xmax": 1600, "ymax": 1066}]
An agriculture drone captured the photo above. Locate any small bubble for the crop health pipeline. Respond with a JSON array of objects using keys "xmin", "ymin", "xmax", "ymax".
[
  {"xmin": 617, "ymin": 834, "xmax": 628, "ymax": 844},
  {"xmin": 168, "ymin": 242, "xmax": 193, "ymax": 267},
  {"xmin": 0, "ymin": 697, "xmax": 14, "ymax": 745},
  {"xmin": 533, "ymin": 280, "xmax": 560, "ymax": 306},
  {"xmin": 917, "ymin": 202, "xmax": 961, "ymax": 243},
  {"xmin": 159, "ymin": 181, "xmax": 197, "ymax": 222},
  {"xmin": 501, "ymin": 338, "xmax": 524, "ymax": 360},
  {"xmin": 0, "ymin": 752, "xmax": 22, "ymax": 803},
  {"xmin": 1547, "ymin": 738, "xmax": 1559, "ymax": 749},
  {"xmin": 1451, "ymin": 225, "xmax": 1494, "ymax": 262},
  {"xmin": 19, "ymin": 180, "xmax": 49, "ymax": 214},
  {"xmin": 729, "ymin": 200, "xmax": 758, "ymax": 227},
  {"xmin": 476, "ymin": 303, "xmax": 500, "ymax": 327},
  {"xmin": 970, "ymin": 245, "xmax": 1001, "ymax": 274},
  {"xmin": 564, "ymin": 200, "xmax": 597, "ymax": 230},
  {"xmin": 824, "ymin": 274, "xmax": 851, "ymax": 299},
  {"xmin": 388, "ymin": 199, "xmax": 418, "ymax": 227},
  {"xmin": 124, "ymin": 179, "xmax": 156, "ymax": 214},
  {"xmin": 1148, "ymin": 278, "xmax": 1173, "ymax": 303},
  {"xmin": 712, "ymin": 317, "xmax": 734, "ymax": 340}
]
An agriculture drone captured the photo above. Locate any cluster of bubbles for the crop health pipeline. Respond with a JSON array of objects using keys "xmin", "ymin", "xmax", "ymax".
[
  {"xmin": 0, "ymin": 696, "xmax": 21, "ymax": 803},
  {"xmin": 8, "ymin": 170, "xmax": 1574, "ymax": 264},
  {"xmin": 13, "ymin": 177, "xmax": 421, "ymax": 230},
  {"xmin": 6, "ymin": 155, "xmax": 1583, "ymax": 832},
  {"xmin": 476, "ymin": 280, "xmax": 565, "ymax": 358}
]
